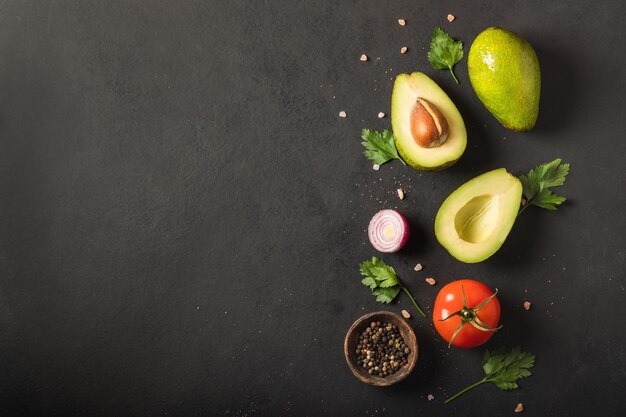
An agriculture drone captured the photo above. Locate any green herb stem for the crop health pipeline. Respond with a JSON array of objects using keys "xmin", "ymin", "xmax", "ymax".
[
  {"xmin": 399, "ymin": 282, "xmax": 427, "ymax": 318},
  {"xmin": 444, "ymin": 378, "xmax": 488, "ymax": 404},
  {"xmin": 449, "ymin": 68, "xmax": 459, "ymax": 84},
  {"xmin": 517, "ymin": 201, "xmax": 529, "ymax": 217}
]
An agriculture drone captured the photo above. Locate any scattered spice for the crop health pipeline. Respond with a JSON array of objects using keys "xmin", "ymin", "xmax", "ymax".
[
  {"xmin": 447, "ymin": 14, "xmax": 455, "ymax": 22},
  {"xmin": 378, "ymin": 112, "xmax": 386, "ymax": 118},
  {"xmin": 397, "ymin": 188, "xmax": 405, "ymax": 200},
  {"xmin": 400, "ymin": 46, "xmax": 408, "ymax": 54},
  {"xmin": 427, "ymin": 394, "xmax": 435, "ymax": 401},
  {"xmin": 515, "ymin": 403, "xmax": 524, "ymax": 413},
  {"xmin": 355, "ymin": 321, "xmax": 411, "ymax": 378},
  {"xmin": 523, "ymin": 301, "xmax": 531, "ymax": 310},
  {"xmin": 398, "ymin": 18, "xmax": 406, "ymax": 26},
  {"xmin": 425, "ymin": 277, "xmax": 437, "ymax": 286},
  {"xmin": 360, "ymin": 54, "xmax": 368, "ymax": 62},
  {"xmin": 401, "ymin": 309, "xmax": 411, "ymax": 319},
  {"xmin": 414, "ymin": 263, "xmax": 423, "ymax": 271},
  {"xmin": 372, "ymin": 164, "xmax": 380, "ymax": 171},
  {"xmin": 339, "ymin": 111, "xmax": 347, "ymax": 118}
]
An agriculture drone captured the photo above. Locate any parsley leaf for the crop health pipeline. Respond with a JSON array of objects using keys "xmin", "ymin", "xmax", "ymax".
[
  {"xmin": 371, "ymin": 264, "xmax": 399, "ymax": 288},
  {"xmin": 359, "ymin": 257, "xmax": 426, "ymax": 317},
  {"xmin": 445, "ymin": 347, "xmax": 535, "ymax": 404},
  {"xmin": 428, "ymin": 27, "xmax": 464, "ymax": 84},
  {"xmin": 361, "ymin": 129, "xmax": 405, "ymax": 166},
  {"xmin": 519, "ymin": 159, "xmax": 570, "ymax": 214},
  {"xmin": 372, "ymin": 287, "xmax": 401, "ymax": 304}
]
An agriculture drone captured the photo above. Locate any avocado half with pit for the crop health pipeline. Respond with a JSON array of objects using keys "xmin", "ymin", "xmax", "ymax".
[
  {"xmin": 435, "ymin": 168, "xmax": 522, "ymax": 263},
  {"xmin": 391, "ymin": 72, "xmax": 467, "ymax": 170}
]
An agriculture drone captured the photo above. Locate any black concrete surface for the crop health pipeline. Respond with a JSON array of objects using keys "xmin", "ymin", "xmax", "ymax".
[{"xmin": 0, "ymin": 1, "xmax": 624, "ymax": 416}]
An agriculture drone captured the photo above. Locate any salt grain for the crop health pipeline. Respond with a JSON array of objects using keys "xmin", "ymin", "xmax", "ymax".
[
  {"xmin": 400, "ymin": 46, "xmax": 407, "ymax": 54},
  {"xmin": 414, "ymin": 263, "xmax": 423, "ymax": 271},
  {"xmin": 515, "ymin": 403, "xmax": 524, "ymax": 413},
  {"xmin": 339, "ymin": 111, "xmax": 347, "ymax": 118},
  {"xmin": 372, "ymin": 164, "xmax": 380, "ymax": 171},
  {"xmin": 398, "ymin": 18, "xmax": 406, "ymax": 26},
  {"xmin": 397, "ymin": 188, "xmax": 405, "ymax": 200},
  {"xmin": 378, "ymin": 112, "xmax": 385, "ymax": 118},
  {"xmin": 427, "ymin": 394, "xmax": 435, "ymax": 401},
  {"xmin": 447, "ymin": 14, "xmax": 455, "ymax": 22},
  {"xmin": 401, "ymin": 309, "xmax": 411, "ymax": 319},
  {"xmin": 425, "ymin": 277, "xmax": 436, "ymax": 286},
  {"xmin": 360, "ymin": 54, "xmax": 368, "ymax": 62},
  {"xmin": 524, "ymin": 301, "xmax": 531, "ymax": 310}
]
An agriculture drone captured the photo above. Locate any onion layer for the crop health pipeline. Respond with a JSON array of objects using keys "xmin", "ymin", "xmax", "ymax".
[{"xmin": 368, "ymin": 209, "xmax": 410, "ymax": 253}]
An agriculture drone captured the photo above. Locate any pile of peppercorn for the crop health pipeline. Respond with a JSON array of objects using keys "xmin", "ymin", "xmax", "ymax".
[{"xmin": 355, "ymin": 321, "xmax": 410, "ymax": 377}]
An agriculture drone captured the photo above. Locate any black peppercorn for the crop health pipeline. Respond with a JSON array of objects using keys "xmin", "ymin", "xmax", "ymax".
[{"xmin": 354, "ymin": 321, "xmax": 411, "ymax": 378}]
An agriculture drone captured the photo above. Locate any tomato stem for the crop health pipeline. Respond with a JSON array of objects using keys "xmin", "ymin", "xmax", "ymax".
[
  {"xmin": 440, "ymin": 286, "xmax": 500, "ymax": 348},
  {"xmin": 399, "ymin": 283, "xmax": 427, "ymax": 318},
  {"xmin": 444, "ymin": 378, "xmax": 488, "ymax": 404}
]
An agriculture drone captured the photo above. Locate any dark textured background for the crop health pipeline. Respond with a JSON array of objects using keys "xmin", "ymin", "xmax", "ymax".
[{"xmin": 1, "ymin": 0, "xmax": 625, "ymax": 416}]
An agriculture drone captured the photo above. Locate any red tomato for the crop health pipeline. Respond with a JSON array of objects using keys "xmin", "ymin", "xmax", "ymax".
[{"xmin": 433, "ymin": 279, "xmax": 501, "ymax": 348}]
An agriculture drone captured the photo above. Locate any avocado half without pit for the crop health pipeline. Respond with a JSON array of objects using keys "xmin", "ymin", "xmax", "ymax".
[
  {"xmin": 435, "ymin": 168, "xmax": 523, "ymax": 263},
  {"xmin": 391, "ymin": 72, "xmax": 467, "ymax": 170}
]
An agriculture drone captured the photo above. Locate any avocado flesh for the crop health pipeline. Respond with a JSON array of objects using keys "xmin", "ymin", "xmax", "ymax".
[
  {"xmin": 468, "ymin": 27, "xmax": 541, "ymax": 131},
  {"xmin": 391, "ymin": 72, "xmax": 467, "ymax": 170},
  {"xmin": 435, "ymin": 168, "xmax": 522, "ymax": 263}
]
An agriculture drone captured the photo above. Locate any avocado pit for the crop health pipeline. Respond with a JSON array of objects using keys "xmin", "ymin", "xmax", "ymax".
[{"xmin": 410, "ymin": 98, "xmax": 449, "ymax": 148}]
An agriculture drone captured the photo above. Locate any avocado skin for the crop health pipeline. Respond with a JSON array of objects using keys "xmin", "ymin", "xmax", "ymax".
[{"xmin": 468, "ymin": 27, "xmax": 541, "ymax": 132}]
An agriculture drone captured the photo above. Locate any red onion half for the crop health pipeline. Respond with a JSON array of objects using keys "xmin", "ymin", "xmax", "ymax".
[{"xmin": 368, "ymin": 209, "xmax": 410, "ymax": 253}]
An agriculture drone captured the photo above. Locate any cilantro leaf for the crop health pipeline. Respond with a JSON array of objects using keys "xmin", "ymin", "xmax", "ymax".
[
  {"xmin": 519, "ymin": 159, "xmax": 570, "ymax": 214},
  {"xmin": 370, "ymin": 264, "xmax": 399, "ymax": 288},
  {"xmin": 359, "ymin": 257, "xmax": 399, "ymax": 294},
  {"xmin": 445, "ymin": 347, "xmax": 535, "ymax": 404},
  {"xmin": 427, "ymin": 27, "xmax": 464, "ymax": 83},
  {"xmin": 361, "ymin": 276, "xmax": 378, "ymax": 289},
  {"xmin": 482, "ymin": 347, "xmax": 535, "ymax": 390},
  {"xmin": 361, "ymin": 129, "xmax": 405, "ymax": 166},
  {"xmin": 358, "ymin": 257, "xmax": 426, "ymax": 317},
  {"xmin": 372, "ymin": 287, "xmax": 401, "ymax": 304}
]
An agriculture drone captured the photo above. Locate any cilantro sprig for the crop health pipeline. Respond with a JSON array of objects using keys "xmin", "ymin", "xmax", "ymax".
[
  {"xmin": 428, "ymin": 27, "xmax": 464, "ymax": 84},
  {"xmin": 445, "ymin": 346, "xmax": 535, "ymax": 404},
  {"xmin": 361, "ymin": 129, "xmax": 405, "ymax": 166},
  {"xmin": 359, "ymin": 257, "xmax": 426, "ymax": 317},
  {"xmin": 519, "ymin": 158, "xmax": 570, "ymax": 215}
]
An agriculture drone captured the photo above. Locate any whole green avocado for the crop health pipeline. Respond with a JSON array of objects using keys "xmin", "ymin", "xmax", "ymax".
[{"xmin": 468, "ymin": 27, "xmax": 540, "ymax": 131}]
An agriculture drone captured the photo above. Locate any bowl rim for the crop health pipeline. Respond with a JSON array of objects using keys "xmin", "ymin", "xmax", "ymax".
[{"xmin": 343, "ymin": 310, "xmax": 419, "ymax": 386}]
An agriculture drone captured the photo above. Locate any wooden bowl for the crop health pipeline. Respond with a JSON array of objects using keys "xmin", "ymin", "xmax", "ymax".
[{"xmin": 344, "ymin": 311, "xmax": 418, "ymax": 386}]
